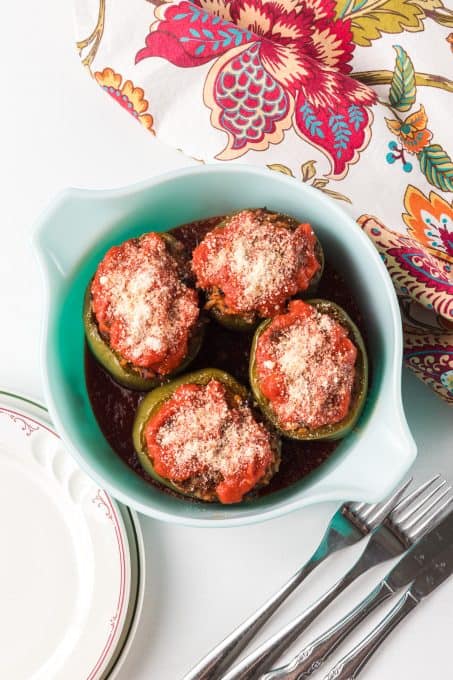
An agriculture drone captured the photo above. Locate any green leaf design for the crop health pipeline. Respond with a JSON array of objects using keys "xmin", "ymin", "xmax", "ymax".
[
  {"xmin": 389, "ymin": 46, "xmax": 416, "ymax": 111},
  {"xmin": 301, "ymin": 160, "xmax": 317, "ymax": 182},
  {"xmin": 267, "ymin": 163, "xmax": 294, "ymax": 177},
  {"xmin": 312, "ymin": 178, "xmax": 329, "ymax": 188},
  {"xmin": 317, "ymin": 187, "xmax": 352, "ymax": 204},
  {"xmin": 418, "ymin": 144, "xmax": 453, "ymax": 192},
  {"xmin": 340, "ymin": 0, "xmax": 425, "ymax": 47},
  {"xmin": 411, "ymin": 0, "xmax": 444, "ymax": 8}
]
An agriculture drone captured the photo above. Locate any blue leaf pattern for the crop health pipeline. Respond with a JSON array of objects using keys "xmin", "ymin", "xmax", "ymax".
[
  {"xmin": 348, "ymin": 105, "xmax": 364, "ymax": 131},
  {"xmin": 176, "ymin": 4, "xmax": 253, "ymax": 52},
  {"xmin": 299, "ymin": 103, "xmax": 324, "ymax": 138},
  {"xmin": 329, "ymin": 111, "xmax": 352, "ymax": 159}
]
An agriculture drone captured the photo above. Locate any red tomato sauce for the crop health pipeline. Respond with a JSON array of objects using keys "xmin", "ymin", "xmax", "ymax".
[
  {"xmin": 91, "ymin": 232, "xmax": 199, "ymax": 375},
  {"xmin": 144, "ymin": 380, "xmax": 275, "ymax": 503},
  {"xmin": 255, "ymin": 300, "xmax": 357, "ymax": 430},
  {"xmin": 191, "ymin": 210, "xmax": 320, "ymax": 318}
]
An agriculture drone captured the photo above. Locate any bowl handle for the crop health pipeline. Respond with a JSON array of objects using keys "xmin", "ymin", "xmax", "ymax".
[
  {"xmin": 32, "ymin": 188, "xmax": 120, "ymax": 281},
  {"xmin": 318, "ymin": 394, "xmax": 417, "ymax": 504}
]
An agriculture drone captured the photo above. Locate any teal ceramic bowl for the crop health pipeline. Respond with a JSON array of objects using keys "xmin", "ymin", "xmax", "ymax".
[{"xmin": 33, "ymin": 165, "xmax": 416, "ymax": 527}]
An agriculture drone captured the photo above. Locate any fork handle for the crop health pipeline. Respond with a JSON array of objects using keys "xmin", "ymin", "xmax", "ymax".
[
  {"xmin": 263, "ymin": 580, "xmax": 394, "ymax": 680},
  {"xmin": 182, "ymin": 560, "xmax": 317, "ymax": 680},
  {"xmin": 322, "ymin": 590, "xmax": 419, "ymax": 680},
  {"xmin": 221, "ymin": 562, "xmax": 365, "ymax": 680}
]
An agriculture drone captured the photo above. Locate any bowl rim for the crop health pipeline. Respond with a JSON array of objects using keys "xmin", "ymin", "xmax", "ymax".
[{"xmin": 33, "ymin": 163, "xmax": 416, "ymax": 527}]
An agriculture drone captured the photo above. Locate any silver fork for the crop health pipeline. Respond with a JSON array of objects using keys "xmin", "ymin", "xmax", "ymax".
[
  {"xmin": 222, "ymin": 475, "xmax": 450, "ymax": 680},
  {"xmin": 183, "ymin": 479, "xmax": 412, "ymax": 680},
  {"xmin": 262, "ymin": 477, "xmax": 453, "ymax": 680}
]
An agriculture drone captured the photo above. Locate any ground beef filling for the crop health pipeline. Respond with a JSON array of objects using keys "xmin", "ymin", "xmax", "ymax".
[
  {"xmin": 191, "ymin": 209, "xmax": 320, "ymax": 319},
  {"xmin": 144, "ymin": 379, "xmax": 277, "ymax": 503},
  {"xmin": 91, "ymin": 233, "xmax": 199, "ymax": 375},
  {"xmin": 255, "ymin": 300, "xmax": 357, "ymax": 430}
]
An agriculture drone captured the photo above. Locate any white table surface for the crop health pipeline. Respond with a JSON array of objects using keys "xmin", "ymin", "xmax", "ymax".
[{"xmin": 1, "ymin": 3, "xmax": 452, "ymax": 679}]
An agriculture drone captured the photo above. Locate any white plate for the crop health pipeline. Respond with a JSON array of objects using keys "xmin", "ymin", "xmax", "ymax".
[
  {"xmin": 109, "ymin": 505, "xmax": 146, "ymax": 680},
  {"xmin": 0, "ymin": 391, "xmax": 140, "ymax": 680}
]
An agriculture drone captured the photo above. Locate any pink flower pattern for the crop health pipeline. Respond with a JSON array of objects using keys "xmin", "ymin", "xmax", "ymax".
[{"xmin": 136, "ymin": 0, "xmax": 377, "ymax": 177}]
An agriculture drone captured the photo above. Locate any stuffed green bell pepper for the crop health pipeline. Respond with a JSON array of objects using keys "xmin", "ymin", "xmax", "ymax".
[
  {"xmin": 84, "ymin": 231, "xmax": 204, "ymax": 390},
  {"xmin": 191, "ymin": 208, "xmax": 324, "ymax": 332},
  {"xmin": 250, "ymin": 299, "xmax": 368, "ymax": 441},
  {"xmin": 132, "ymin": 368, "xmax": 281, "ymax": 503}
]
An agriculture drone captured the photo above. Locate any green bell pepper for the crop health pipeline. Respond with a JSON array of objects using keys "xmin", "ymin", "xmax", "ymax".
[
  {"xmin": 83, "ymin": 232, "xmax": 204, "ymax": 390},
  {"xmin": 249, "ymin": 299, "xmax": 368, "ymax": 441},
  {"xmin": 202, "ymin": 210, "xmax": 324, "ymax": 332},
  {"xmin": 132, "ymin": 368, "xmax": 280, "ymax": 501}
]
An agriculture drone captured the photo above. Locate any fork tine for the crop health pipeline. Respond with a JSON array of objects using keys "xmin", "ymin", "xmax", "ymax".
[
  {"xmin": 365, "ymin": 477, "xmax": 413, "ymax": 527},
  {"xmin": 401, "ymin": 486, "xmax": 451, "ymax": 532},
  {"xmin": 407, "ymin": 498, "xmax": 453, "ymax": 540},
  {"xmin": 393, "ymin": 479, "xmax": 447, "ymax": 524},
  {"xmin": 402, "ymin": 486, "xmax": 453, "ymax": 533},
  {"xmin": 390, "ymin": 474, "xmax": 441, "ymax": 518}
]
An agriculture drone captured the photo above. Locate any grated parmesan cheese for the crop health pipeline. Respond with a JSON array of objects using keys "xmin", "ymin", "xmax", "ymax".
[
  {"xmin": 152, "ymin": 380, "xmax": 274, "ymax": 482},
  {"xmin": 257, "ymin": 307, "xmax": 357, "ymax": 429},
  {"xmin": 192, "ymin": 210, "xmax": 319, "ymax": 316},
  {"xmin": 91, "ymin": 233, "xmax": 199, "ymax": 371}
]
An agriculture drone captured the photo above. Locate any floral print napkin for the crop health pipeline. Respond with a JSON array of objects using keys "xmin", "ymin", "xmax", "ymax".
[{"xmin": 74, "ymin": 0, "xmax": 453, "ymax": 403}]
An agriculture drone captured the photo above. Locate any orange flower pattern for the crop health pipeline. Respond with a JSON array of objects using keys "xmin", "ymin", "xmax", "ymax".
[
  {"xmin": 361, "ymin": 185, "xmax": 453, "ymax": 401},
  {"xmin": 403, "ymin": 186, "xmax": 453, "ymax": 265},
  {"xmin": 386, "ymin": 106, "xmax": 432, "ymax": 155},
  {"xmin": 94, "ymin": 68, "xmax": 155, "ymax": 132}
]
